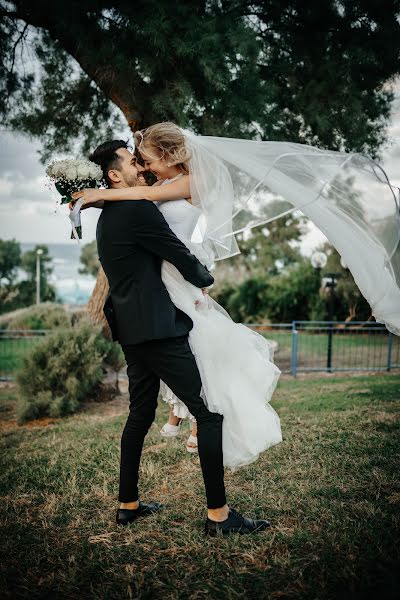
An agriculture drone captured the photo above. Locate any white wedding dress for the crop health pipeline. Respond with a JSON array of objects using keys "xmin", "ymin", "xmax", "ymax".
[{"xmin": 156, "ymin": 180, "xmax": 282, "ymax": 469}]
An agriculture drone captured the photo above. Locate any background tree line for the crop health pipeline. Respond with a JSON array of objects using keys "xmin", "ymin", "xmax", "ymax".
[{"xmin": 0, "ymin": 239, "xmax": 55, "ymax": 314}]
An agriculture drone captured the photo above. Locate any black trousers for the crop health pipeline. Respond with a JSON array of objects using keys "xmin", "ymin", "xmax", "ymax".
[{"xmin": 120, "ymin": 335, "xmax": 226, "ymax": 509}]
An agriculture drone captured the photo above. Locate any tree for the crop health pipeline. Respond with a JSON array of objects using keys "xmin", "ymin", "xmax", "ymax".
[
  {"xmin": 0, "ymin": 243, "xmax": 56, "ymax": 313},
  {"xmin": 211, "ymin": 213, "xmax": 306, "ymax": 298},
  {"xmin": 17, "ymin": 245, "xmax": 56, "ymax": 306},
  {"xmin": 212, "ymin": 259, "xmax": 322, "ymax": 323},
  {"xmin": 0, "ymin": 239, "xmax": 21, "ymax": 285},
  {"xmin": 264, "ymin": 260, "xmax": 321, "ymax": 322},
  {"xmin": 237, "ymin": 214, "xmax": 305, "ymax": 275},
  {"xmin": 0, "ymin": 238, "xmax": 22, "ymax": 314},
  {"xmin": 222, "ymin": 277, "xmax": 270, "ymax": 323},
  {"xmin": 79, "ymin": 240, "xmax": 100, "ymax": 278},
  {"xmin": 319, "ymin": 243, "xmax": 371, "ymax": 322},
  {"xmin": 2, "ymin": 2, "xmax": 399, "ymax": 157}
]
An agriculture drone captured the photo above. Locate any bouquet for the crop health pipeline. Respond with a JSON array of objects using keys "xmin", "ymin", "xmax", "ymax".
[{"xmin": 46, "ymin": 159, "xmax": 103, "ymax": 240}]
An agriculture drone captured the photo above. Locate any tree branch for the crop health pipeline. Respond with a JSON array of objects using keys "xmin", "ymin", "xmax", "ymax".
[{"xmin": 10, "ymin": 2, "xmax": 148, "ymax": 130}]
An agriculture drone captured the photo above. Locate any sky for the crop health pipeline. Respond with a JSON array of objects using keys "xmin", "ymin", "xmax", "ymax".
[{"xmin": 1, "ymin": 85, "xmax": 400, "ymax": 255}]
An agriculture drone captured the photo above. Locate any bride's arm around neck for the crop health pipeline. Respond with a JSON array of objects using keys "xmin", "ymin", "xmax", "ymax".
[{"xmin": 101, "ymin": 175, "xmax": 191, "ymax": 203}]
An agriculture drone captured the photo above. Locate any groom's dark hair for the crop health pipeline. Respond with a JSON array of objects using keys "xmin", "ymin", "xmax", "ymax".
[{"xmin": 89, "ymin": 140, "xmax": 128, "ymax": 186}]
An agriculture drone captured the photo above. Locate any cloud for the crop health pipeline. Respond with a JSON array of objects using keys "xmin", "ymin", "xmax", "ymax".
[{"xmin": 0, "ymin": 132, "xmax": 43, "ymax": 179}]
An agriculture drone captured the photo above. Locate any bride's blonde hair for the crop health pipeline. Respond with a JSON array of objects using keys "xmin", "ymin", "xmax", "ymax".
[{"xmin": 134, "ymin": 122, "xmax": 191, "ymax": 174}]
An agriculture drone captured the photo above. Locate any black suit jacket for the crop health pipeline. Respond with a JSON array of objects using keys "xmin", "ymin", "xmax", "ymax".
[{"xmin": 96, "ymin": 200, "xmax": 214, "ymax": 345}]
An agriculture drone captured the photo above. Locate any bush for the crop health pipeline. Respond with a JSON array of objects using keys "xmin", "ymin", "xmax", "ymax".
[
  {"xmin": 5, "ymin": 303, "xmax": 70, "ymax": 331},
  {"xmin": 264, "ymin": 261, "xmax": 321, "ymax": 322},
  {"xmin": 16, "ymin": 323, "xmax": 117, "ymax": 423},
  {"xmin": 211, "ymin": 262, "xmax": 322, "ymax": 323}
]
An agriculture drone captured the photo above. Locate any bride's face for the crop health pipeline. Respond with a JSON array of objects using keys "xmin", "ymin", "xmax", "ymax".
[{"xmin": 139, "ymin": 145, "xmax": 175, "ymax": 180}]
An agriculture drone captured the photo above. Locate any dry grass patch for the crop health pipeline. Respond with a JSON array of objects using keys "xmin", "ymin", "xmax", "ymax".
[{"xmin": 1, "ymin": 374, "xmax": 399, "ymax": 599}]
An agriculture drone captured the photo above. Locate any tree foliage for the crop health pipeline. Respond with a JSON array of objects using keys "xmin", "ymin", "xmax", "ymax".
[
  {"xmin": 319, "ymin": 242, "xmax": 372, "ymax": 321},
  {"xmin": 212, "ymin": 259, "xmax": 322, "ymax": 323},
  {"xmin": 0, "ymin": 239, "xmax": 21, "ymax": 285},
  {"xmin": 237, "ymin": 214, "xmax": 306, "ymax": 276},
  {"xmin": 0, "ymin": 240, "xmax": 56, "ymax": 314},
  {"xmin": 1, "ymin": 1, "xmax": 399, "ymax": 160},
  {"xmin": 79, "ymin": 240, "xmax": 100, "ymax": 278}
]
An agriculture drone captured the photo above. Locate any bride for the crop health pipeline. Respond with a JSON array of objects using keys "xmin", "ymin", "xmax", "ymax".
[{"xmin": 73, "ymin": 122, "xmax": 283, "ymax": 470}]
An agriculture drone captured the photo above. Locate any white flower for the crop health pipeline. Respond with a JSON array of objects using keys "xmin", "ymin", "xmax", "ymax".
[
  {"xmin": 45, "ymin": 157, "xmax": 103, "ymax": 186},
  {"xmin": 64, "ymin": 164, "xmax": 78, "ymax": 181},
  {"xmin": 76, "ymin": 161, "xmax": 88, "ymax": 179}
]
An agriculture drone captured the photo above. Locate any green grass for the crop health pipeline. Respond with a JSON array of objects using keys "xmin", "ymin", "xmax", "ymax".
[
  {"xmin": 0, "ymin": 337, "xmax": 43, "ymax": 375},
  {"xmin": 1, "ymin": 374, "xmax": 400, "ymax": 599}
]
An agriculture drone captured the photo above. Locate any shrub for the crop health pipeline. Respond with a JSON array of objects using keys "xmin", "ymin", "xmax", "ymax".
[
  {"xmin": 5, "ymin": 303, "xmax": 70, "ymax": 331},
  {"xmin": 264, "ymin": 261, "xmax": 321, "ymax": 322},
  {"xmin": 16, "ymin": 323, "xmax": 117, "ymax": 423}
]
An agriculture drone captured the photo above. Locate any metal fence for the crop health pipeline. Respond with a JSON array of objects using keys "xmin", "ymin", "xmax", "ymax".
[
  {"xmin": 245, "ymin": 321, "xmax": 400, "ymax": 375},
  {"xmin": 1, "ymin": 322, "xmax": 399, "ymax": 381}
]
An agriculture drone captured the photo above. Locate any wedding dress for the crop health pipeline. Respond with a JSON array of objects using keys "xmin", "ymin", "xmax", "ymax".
[{"xmin": 157, "ymin": 178, "xmax": 282, "ymax": 469}]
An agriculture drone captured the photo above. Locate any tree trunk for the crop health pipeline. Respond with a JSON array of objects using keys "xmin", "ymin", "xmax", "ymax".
[{"xmin": 87, "ymin": 266, "xmax": 111, "ymax": 340}]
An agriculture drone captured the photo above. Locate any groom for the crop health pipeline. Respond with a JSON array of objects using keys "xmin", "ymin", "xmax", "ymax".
[{"xmin": 89, "ymin": 140, "xmax": 270, "ymax": 535}]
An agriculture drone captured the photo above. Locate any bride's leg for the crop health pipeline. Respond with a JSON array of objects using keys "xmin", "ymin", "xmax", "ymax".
[
  {"xmin": 168, "ymin": 404, "xmax": 182, "ymax": 426},
  {"xmin": 186, "ymin": 419, "xmax": 198, "ymax": 451},
  {"xmin": 186, "ymin": 418, "xmax": 198, "ymax": 453}
]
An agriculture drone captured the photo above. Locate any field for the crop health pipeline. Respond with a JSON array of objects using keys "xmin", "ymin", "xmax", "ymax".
[{"xmin": 1, "ymin": 374, "xmax": 400, "ymax": 599}]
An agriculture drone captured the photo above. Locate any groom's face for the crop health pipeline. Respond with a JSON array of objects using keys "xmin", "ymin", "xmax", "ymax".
[{"xmin": 110, "ymin": 148, "xmax": 146, "ymax": 188}]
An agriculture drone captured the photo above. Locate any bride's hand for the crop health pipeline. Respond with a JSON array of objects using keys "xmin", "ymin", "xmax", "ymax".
[
  {"xmin": 195, "ymin": 288, "xmax": 209, "ymax": 307},
  {"xmin": 71, "ymin": 188, "xmax": 102, "ymax": 206}
]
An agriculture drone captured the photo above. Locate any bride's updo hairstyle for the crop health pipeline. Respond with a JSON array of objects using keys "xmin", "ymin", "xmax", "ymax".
[{"xmin": 134, "ymin": 122, "xmax": 191, "ymax": 175}]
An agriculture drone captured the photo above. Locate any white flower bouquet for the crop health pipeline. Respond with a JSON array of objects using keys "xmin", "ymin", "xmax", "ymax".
[{"xmin": 46, "ymin": 159, "xmax": 103, "ymax": 239}]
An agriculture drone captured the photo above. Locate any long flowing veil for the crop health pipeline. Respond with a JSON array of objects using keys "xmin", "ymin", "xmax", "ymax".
[{"xmin": 184, "ymin": 131, "xmax": 400, "ymax": 335}]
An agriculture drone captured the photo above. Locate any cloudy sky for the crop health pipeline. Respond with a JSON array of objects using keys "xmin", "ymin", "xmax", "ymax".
[{"xmin": 1, "ymin": 85, "xmax": 400, "ymax": 254}]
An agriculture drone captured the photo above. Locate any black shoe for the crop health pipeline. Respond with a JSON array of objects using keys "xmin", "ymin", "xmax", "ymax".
[
  {"xmin": 116, "ymin": 501, "xmax": 164, "ymax": 526},
  {"xmin": 205, "ymin": 507, "xmax": 271, "ymax": 536}
]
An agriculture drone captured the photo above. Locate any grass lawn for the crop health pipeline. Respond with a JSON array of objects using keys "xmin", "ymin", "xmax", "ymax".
[
  {"xmin": 0, "ymin": 337, "xmax": 45, "ymax": 376},
  {"xmin": 1, "ymin": 374, "xmax": 400, "ymax": 599}
]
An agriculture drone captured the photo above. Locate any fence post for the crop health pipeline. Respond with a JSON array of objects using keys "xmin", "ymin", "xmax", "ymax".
[
  {"xmin": 326, "ymin": 322, "xmax": 333, "ymax": 373},
  {"xmin": 291, "ymin": 321, "xmax": 298, "ymax": 377},
  {"xmin": 387, "ymin": 332, "xmax": 393, "ymax": 372}
]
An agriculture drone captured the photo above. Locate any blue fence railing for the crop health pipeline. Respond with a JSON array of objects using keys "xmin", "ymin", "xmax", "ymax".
[
  {"xmin": 244, "ymin": 321, "xmax": 400, "ymax": 376},
  {"xmin": 0, "ymin": 323, "xmax": 399, "ymax": 380}
]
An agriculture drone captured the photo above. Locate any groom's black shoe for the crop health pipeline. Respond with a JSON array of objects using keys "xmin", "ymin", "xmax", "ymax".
[
  {"xmin": 116, "ymin": 501, "xmax": 164, "ymax": 526},
  {"xmin": 205, "ymin": 507, "xmax": 271, "ymax": 536}
]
